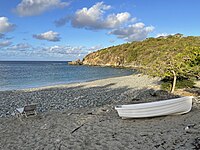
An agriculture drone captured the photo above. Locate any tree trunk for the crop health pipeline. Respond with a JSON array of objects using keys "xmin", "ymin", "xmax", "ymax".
[{"xmin": 171, "ymin": 70, "xmax": 177, "ymax": 93}]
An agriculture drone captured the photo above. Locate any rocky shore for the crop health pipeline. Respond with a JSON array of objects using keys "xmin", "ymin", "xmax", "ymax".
[
  {"xmin": 0, "ymin": 74, "xmax": 200, "ymax": 149},
  {"xmin": 0, "ymin": 74, "xmax": 160, "ymax": 118}
]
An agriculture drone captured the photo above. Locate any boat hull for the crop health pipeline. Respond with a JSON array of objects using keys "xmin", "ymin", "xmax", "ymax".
[{"xmin": 115, "ymin": 96, "xmax": 193, "ymax": 118}]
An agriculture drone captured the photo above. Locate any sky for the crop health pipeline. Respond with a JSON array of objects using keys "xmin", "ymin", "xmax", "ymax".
[{"xmin": 0, "ymin": 0, "xmax": 200, "ymax": 61}]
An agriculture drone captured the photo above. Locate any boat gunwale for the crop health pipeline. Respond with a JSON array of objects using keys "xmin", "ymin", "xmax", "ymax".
[
  {"xmin": 115, "ymin": 96, "xmax": 193, "ymax": 110},
  {"xmin": 116, "ymin": 101, "xmax": 192, "ymax": 112}
]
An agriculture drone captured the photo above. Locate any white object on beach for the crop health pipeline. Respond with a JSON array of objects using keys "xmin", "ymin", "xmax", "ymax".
[
  {"xmin": 16, "ymin": 108, "xmax": 24, "ymax": 113},
  {"xmin": 115, "ymin": 96, "xmax": 193, "ymax": 118},
  {"xmin": 15, "ymin": 103, "xmax": 37, "ymax": 118}
]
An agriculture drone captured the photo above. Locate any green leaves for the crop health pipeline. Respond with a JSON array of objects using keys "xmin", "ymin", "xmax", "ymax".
[{"xmin": 140, "ymin": 40, "xmax": 200, "ymax": 80}]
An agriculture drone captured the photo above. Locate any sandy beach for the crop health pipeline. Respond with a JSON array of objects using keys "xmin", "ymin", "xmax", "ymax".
[{"xmin": 0, "ymin": 74, "xmax": 200, "ymax": 150}]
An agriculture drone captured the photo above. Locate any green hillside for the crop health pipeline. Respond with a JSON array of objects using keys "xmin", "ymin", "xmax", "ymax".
[{"xmin": 83, "ymin": 34, "xmax": 200, "ymax": 91}]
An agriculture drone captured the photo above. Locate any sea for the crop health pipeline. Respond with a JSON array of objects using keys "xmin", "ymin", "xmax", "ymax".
[{"xmin": 0, "ymin": 61, "xmax": 134, "ymax": 91}]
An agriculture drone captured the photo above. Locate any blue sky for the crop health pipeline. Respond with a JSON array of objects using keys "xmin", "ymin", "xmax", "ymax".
[{"xmin": 0, "ymin": 0, "xmax": 200, "ymax": 61}]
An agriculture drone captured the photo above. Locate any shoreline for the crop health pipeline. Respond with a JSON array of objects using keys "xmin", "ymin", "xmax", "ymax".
[
  {"xmin": 0, "ymin": 74, "xmax": 200, "ymax": 149},
  {"xmin": 0, "ymin": 61, "xmax": 134, "ymax": 92},
  {"xmin": 1, "ymin": 74, "xmax": 199, "ymax": 118},
  {"xmin": 21, "ymin": 74, "xmax": 158, "ymax": 92},
  {"xmin": 0, "ymin": 70, "xmax": 135, "ymax": 92},
  {"xmin": 0, "ymin": 74, "xmax": 160, "ymax": 118}
]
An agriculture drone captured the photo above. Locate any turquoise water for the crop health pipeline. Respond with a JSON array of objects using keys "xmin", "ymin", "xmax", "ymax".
[{"xmin": 0, "ymin": 61, "xmax": 134, "ymax": 91}]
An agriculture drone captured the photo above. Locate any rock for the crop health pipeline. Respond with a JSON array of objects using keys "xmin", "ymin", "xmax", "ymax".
[
  {"xmin": 68, "ymin": 59, "xmax": 83, "ymax": 65},
  {"xmin": 185, "ymin": 126, "xmax": 189, "ymax": 131}
]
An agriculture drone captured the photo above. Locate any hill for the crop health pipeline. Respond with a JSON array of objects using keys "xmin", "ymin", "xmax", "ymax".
[
  {"xmin": 82, "ymin": 34, "xmax": 200, "ymax": 92},
  {"xmin": 84, "ymin": 34, "xmax": 197, "ymax": 65},
  {"xmin": 83, "ymin": 34, "xmax": 199, "ymax": 76}
]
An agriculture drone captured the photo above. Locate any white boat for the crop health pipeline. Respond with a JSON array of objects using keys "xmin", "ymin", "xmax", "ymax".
[{"xmin": 115, "ymin": 96, "xmax": 193, "ymax": 118}]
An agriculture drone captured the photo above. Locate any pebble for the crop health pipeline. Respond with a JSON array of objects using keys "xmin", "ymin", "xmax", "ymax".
[
  {"xmin": 0, "ymin": 85, "xmax": 197, "ymax": 118},
  {"xmin": 0, "ymin": 87, "xmax": 128, "ymax": 117}
]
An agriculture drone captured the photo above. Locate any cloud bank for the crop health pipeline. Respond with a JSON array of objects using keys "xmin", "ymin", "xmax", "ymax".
[
  {"xmin": 1, "ymin": 43, "xmax": 100, "ymax": 60},
  {"xmin": 15, "ymin": 0, "xmax": 70, "ymax": 17}
]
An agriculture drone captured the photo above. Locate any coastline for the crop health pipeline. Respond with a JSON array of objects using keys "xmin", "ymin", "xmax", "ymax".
[
  {"xmin": 21, "ymin": 74, "xmax": 159, "ymax": 92},
  {"xmin": 0, "ymin": 74, "xmax": 160, "ymax": 117},
  {"xmin": 0, "ymin": 74, "xmax": 200, "ymax": 149},
  {"xmin": 0, "ymin": 61, "xmax": 134, "ymax": 92}
]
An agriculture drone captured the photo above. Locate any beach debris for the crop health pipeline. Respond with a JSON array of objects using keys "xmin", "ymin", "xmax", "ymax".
[
  {"xmin": 101, "ymin": 108, "xmax": 109, "ymax": 112},
  {"xmin": 86, "ymin": 112, "xmax": 93, "ymax": 115},
  {"xmin": 184, "ymin": 124, "xmax": 196, "ymax": 131},
  {"xmin": 71, "ymin": 124, "xmax": 84, "ymax": 134},
  {"xmin": 67, "ymin": 112, "xmax": 82, "ymax": 116},
  {"xmin": 184, "ymin": 124, "xmax": 200, "ymax": 134},
  {"xmin": 193, "ymin": 96, "xmax": 200, "ymax": 104},
  {"xmin": 185, "ymin": 126, "xmax": 189, "ymax": 131}
]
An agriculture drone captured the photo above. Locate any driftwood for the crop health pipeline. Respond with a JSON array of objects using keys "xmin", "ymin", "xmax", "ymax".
[
  {"xmin": 68, "ymin": 112, "xmax": 97, "ymax": 116},
  {"xmin": 67, "ymin": 112, "xmax": 82, "ymax": 116},
  {"xmin": 71, "ymin": 124, "xmax": 84, "ymax": 134}
]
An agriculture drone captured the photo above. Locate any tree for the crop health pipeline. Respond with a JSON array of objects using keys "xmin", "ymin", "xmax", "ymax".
[{"xmin": 145, "ymin": 46, "xmax": 200, "ymax": 93}]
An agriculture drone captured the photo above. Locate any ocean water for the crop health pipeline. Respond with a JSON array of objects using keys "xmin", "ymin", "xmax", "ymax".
[{"xmin": 0, "ymin": 61, "xmax": 134, "ymax": 91}]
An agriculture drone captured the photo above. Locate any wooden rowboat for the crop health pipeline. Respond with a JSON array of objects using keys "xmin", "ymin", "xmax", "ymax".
[{"xmin": 115, "ymin": 96, "xmax": 193, "ymax": 118}]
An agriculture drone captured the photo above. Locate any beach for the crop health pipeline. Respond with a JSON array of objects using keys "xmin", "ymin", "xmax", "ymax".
[{"xmin": 0, "ymin": 74, "xmax": 200, "ymax": 150}]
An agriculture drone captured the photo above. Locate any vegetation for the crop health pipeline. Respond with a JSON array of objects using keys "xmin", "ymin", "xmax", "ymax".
[
  {"xmin": 161, "ymin": 78, "xmax": 195, "ymax": 91},
  {"xmin": 83, "ymin": 34, "xmax": 200, "ymax": 92}
]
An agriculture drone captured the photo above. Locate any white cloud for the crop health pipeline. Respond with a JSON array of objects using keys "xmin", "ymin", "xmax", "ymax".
[
  {"xmin": 71, "ymin": 2, "xmax": 111, "ymax": 29},
  {"xmin": 0, "ymin": 40, "xmax": 12, "ymax": 48},
  {"xmin": 58, "ymin": 2, "xmax": 131, "ymax": 30},
  {"xmin": 109, "ymin": 22, "xmax": 154, "ymax": 42},
  {"xmin": 156, "ymin": 33, "xmax": 170, "ymax": 38},
  {"xmin": 103, "ymin": 12, "xmax": 131, "ymax": 29},
  {"xmin": 0, "ymin": 17, "xmax": 16, "ymax": 33},
  {"xmin": 33, "ymin": 31, "xmax": 61, "ymax": 42},
  {"xmin": 155, "ymin": 33, "xmax": 178, "ymax": 38},
  {"xmin": 54, "ymin": 2, "xmax": 153, "ymax": 42},
  {"xmin": 15, "ymin": 0, "xmax": 70, "ymax": 17}
]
